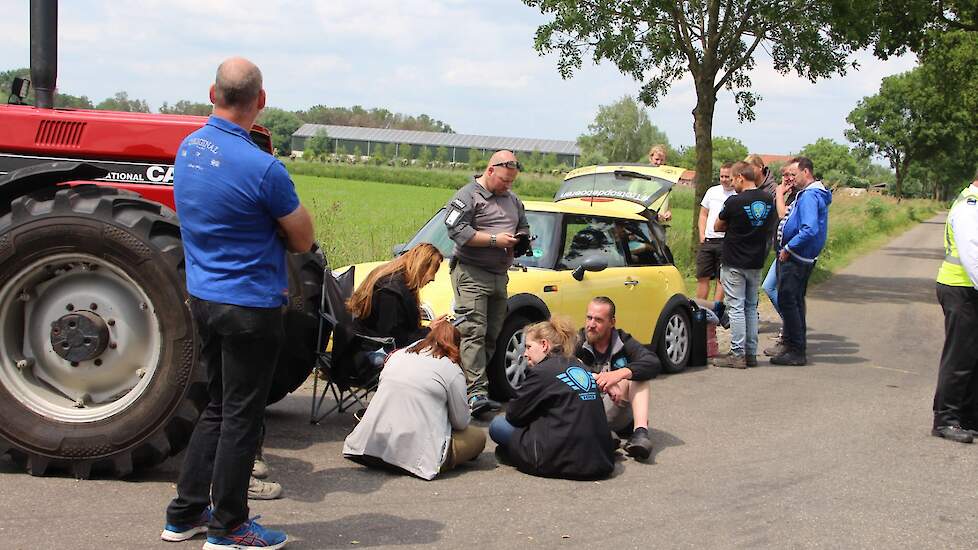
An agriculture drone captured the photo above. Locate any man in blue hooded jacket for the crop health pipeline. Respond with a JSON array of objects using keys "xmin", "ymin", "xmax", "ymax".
[{"xmin": 771, "ymin": 156, "xmax": 832, "ymax": 366}]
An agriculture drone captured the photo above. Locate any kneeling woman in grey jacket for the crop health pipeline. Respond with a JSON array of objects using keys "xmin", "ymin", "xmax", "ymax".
[
  {"xmin": 489, "ymin": 316, "xmax": 615, "ymax": 480},
  {"xmin": 343, "ymin": 322, "xmax": 486, "ymax": 480}
]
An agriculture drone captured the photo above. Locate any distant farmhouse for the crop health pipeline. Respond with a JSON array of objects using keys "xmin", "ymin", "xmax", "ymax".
[
  {"xmin": 291, "ymin": 124, "xmax": 581, "ymax": 167},
  {"xmin": 677, "ymin": 154, "xmax": 793, "ymax": 186}
]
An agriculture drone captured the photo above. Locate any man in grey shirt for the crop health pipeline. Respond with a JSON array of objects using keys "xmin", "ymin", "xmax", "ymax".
[{"xmin": 444, "ymin": 150, "xmax": 529, "ymax": 416}]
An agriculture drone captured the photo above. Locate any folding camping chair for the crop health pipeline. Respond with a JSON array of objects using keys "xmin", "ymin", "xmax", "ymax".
[{"xmin": 309, "ymin": 265, "xmax": 395, "ymax": 424}]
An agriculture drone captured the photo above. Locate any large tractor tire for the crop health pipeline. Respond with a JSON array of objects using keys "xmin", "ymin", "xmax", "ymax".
[{"xmin": 0, "ymin": 186, "xmax": 204, "ymax": 478}]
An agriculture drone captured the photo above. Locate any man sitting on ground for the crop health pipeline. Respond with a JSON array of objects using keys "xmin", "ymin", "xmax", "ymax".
[{"xmin": 574, "ymin": 297, "xmax": 660, "ymax": 460}]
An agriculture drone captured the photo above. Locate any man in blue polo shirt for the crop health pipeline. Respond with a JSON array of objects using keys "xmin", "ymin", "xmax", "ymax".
[{"xmin": 162, "ymin": 57, "xmax": 313, "ymax": 550}]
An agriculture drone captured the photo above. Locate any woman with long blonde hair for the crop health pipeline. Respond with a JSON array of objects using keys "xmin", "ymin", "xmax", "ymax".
[
  {"xmin": 347, "ymin": 242, "xmax": 444, "ymax": 347},
  {"xmin": 488, "ymin": 316, "xmax": 615, "ymax": 480},
  {"xmin": 343, "ymin": 321, "xmax": 486, "ymax": 479}
]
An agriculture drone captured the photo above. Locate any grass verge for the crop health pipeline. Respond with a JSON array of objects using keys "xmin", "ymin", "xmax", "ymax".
[{"xmin": 292, "ymin": 169, "xmax": 940, "ymax": 286}]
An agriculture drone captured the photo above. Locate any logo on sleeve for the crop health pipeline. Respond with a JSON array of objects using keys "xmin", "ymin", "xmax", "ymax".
[{"xmin": 556, "ymin": 366, "xmax": 598, "ymax": 400}]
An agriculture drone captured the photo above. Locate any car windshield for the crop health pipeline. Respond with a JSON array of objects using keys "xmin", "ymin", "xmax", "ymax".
[
  {"xmin": 404, "ymin": 209, "xmax": 559, "ymax": 268},
  {"xmin": 555, "ymin": 169, "xmax": 674, "ymax": 208}
]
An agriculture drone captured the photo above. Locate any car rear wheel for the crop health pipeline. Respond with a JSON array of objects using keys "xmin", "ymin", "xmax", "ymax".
[{"xmin": 658, "ymin": 307, "xmax": 691, "ymax": 373}]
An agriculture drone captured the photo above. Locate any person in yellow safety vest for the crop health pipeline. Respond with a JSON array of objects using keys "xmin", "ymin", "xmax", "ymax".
[{"xmin": 933, "ymin": 171, "xmax": 978, "ymax": 444}]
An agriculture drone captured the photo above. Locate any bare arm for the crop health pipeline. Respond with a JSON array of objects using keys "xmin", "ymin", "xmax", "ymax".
[
  {"xmin": 698, "ymin": 207, "xmax": 708, "ymax": 243},
  {"xmin": 277, "ymin": 204, "xmax": 315, "ymax": 253},
  {"xmin": 714, "ymin": 217, "xmax": 728, "ymax": 232}
]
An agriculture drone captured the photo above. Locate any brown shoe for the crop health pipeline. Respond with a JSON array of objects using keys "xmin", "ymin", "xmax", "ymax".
[
  {"xmin": 764, "ymin": 343, "xmax": 788, "ymax": 357},
  {"xmin": 745, "ymin": 355, "xmax": 758, "ymax": 367},
  {"xmin": 714, "ymin": 353, "xmax": 747, "ymax": 369}
]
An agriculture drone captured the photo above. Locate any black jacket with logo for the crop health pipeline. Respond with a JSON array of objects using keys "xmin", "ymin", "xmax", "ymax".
[
  {"xmin": 505, "ymin": 355, "xmax": 615, "ymax": 480},
  {"xmin": 574, "ymin": 329, "xmax": 661, "ymax": 381}
]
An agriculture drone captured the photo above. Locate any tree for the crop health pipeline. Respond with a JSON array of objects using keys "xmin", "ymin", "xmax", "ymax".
[
  {"xmin": 525, "ymin": 0, "xmax": 876, "ymax": 254},
  {"xmin": 96, "ymin": 91, "xmax": 150, "ymax": 112},
  {"xmin": 372, "ymin": 143, "xmax": 387, "ymax": 165},
  {"xmin": 846, "ymin": 62, "xmax": 968, "ymax": 200},
  {"xmin": 305, "ymin": 128, "xmax": 331, "ymax": 159},
  {"xmin": 874, "ymin": 0, "xmax": 978, "ymax": 57},
  {"xmin": 296, "ymin": 104, "xmax": 454, "ymax": 132},
  {"xmin": 159, "ymin": 100, "xmax": 211, "ymax": 116},
  {"xmin": 846, "ymin": 69, "xmax": 952, "ymax": 199},
  {"xmin": 675, "ymin": 136, "xmax": 747, "ymax": 179},
  {"xmin": 435, "ymin": 146, "xmax": 450, "ymax": 164},
  {"xmin": 799, "ymin": 138, "xmax": 860, "ymax": 187},
  {"xmin": 0, "ymin": 68, "xmax": 93, "ymax": 108},
  {"xmin": 468, "ymin": 148, "xmax": 484, "ymax": 169},
  {"xmin": 543, "ymin": 152, "xmax": 559, "ymax": 171},
  {"xmin": 577, "ymin": 96, "xmax": 668, "ymax": 163},
  {"xmin": 418, "ymin": 146, "xmax": 433, "ymax": 166},
  {"xmin": 397, "ymin": 142, "xmax": 414, "ymax": 160},
  {"xmin": 257, "ymin": 108, "xmax": 303, "ymax": 155}
]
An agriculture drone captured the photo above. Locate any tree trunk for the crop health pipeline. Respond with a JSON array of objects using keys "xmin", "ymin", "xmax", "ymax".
[
  {"xmin": 894, "ymin": 159, "xmax": 907, "ymax": 203},
  {"xmin": 690, "ymin": 86, "xmax": 717, "ymax": 260}
]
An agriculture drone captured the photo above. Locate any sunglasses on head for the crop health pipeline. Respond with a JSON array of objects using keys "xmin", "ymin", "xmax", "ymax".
[{"xmin": 492, "ymin": 160, "xmax": 523, "ymax": 171}]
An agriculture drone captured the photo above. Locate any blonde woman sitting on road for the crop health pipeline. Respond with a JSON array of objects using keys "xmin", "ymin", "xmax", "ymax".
[{"xmin": 489, "ymin": 316, "xmax": 615, "ymax": 480}]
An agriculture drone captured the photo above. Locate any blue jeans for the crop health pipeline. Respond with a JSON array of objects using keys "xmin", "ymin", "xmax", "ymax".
[
  {"xmin": 762, "ymin": 260, "xmax": 780, "ymax": 317},
  {"xmin": 777, "ymin": 257, "xmax": 815, "ymax": 353},
  {"xmin": 489, "ymin": 416, "xmax": 517, "ymax": 448},
  {"xmin": 720, "ymin": 266, "xmax": 762, "ymax": 356}
]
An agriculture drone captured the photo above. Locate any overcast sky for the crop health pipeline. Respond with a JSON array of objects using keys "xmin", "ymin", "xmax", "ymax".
[{"xmin": 0, "ymin": 1, "xmax": 917, "ymax": 155}]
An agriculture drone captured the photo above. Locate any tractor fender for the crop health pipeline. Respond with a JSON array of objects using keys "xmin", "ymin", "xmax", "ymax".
[{"xmin": 0, "ymin": 162, "xmax": 108, "ymax": 215}]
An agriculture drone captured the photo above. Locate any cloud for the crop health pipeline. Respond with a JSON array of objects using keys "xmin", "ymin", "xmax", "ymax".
[{"xmin": 0, "ymin": 1, "xmax": 924, "ymax": 156}]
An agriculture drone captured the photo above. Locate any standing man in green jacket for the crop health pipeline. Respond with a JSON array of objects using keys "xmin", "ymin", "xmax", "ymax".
[
  {"xmin": 444, "ymin": 150, "xmax": 529, "ymax": 417},
  {"xmin": 933, "ymin": 171, "xmax": 978, "ymax": 444}
]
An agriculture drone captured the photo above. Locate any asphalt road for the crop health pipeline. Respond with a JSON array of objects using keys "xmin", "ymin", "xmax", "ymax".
[{"xmin": 2, "ymin": 213, "xmax": 976, "ymax": 549}]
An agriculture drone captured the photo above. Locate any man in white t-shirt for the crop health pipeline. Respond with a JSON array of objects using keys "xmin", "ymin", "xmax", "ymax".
[{"xmin": 696, "ymin": 162, "xmax": 736, "ymax": 301}]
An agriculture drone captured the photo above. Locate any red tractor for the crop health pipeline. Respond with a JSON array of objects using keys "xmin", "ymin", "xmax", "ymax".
[{"xmin": 0, "ymin": 0, "xmax": 323, "ymax": 478}]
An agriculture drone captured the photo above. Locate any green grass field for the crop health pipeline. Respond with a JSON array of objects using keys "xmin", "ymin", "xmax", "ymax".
[
  {"xmin": 294, "ymin": 172, "xmax": 940, "ymax": 284},
  {"xmin": 294, "ymin": 175, "xmax": 552, "ymax": 268}
]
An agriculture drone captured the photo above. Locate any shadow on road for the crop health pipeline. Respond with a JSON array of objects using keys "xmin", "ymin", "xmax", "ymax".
[
  {"xmin": 285, "ymin": 513, "xmax": 444, "ymax": 548},
  {"xmin": 647, "ymin": 427, "xmax": 684, "ymax": 465},
  {"xmin": 882, "ymin": 247, "xmax": 944, "ymax": 262},
  {"xmin": 264, "ymin": 395, "xmax": 358, "ymax": 451},
  {"xmin": 806, "ymin": 332, "xmax": 865, "ymax": 365},
  {"xmin": 813, "ymin": 273, "xmax": 936, "ymax": 305},
  {"xmin": 266, "ymin": 458, "xmax": 394, "ymax": 503}
]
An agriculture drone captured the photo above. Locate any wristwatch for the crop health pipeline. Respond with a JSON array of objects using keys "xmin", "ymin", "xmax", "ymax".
[{"xmin": 489, "ymin": 234, "xmax": 497, "ymax": 248}]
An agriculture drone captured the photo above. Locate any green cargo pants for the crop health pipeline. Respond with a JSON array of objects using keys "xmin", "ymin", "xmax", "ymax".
[{"xmin": 451, "ymin": 261, "xmax": 509, "ymax": 399}]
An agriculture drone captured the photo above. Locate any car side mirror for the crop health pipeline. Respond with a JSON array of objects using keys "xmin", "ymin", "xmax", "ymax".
[
  {"xmin": 392, "ymin": 243, "xmax": 407, "ymax": 257},
  {"xmin": 572, "ymin": 256, "xmax": 608, "ymax": 281}
]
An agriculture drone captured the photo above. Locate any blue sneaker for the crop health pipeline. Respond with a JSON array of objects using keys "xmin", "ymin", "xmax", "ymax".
[
  {"xmin": 161, "ymin": 507, "xmax": 211, "ymax": 542},
  {"xmin": 203, "ymin": 516, "xmax": 288, "ymax": 549}
]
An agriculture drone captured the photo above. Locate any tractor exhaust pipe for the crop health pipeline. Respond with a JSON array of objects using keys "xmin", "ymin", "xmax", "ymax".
[{"xmin": 30, "ymin": 0, "xmax": 58, "ymax": 109}]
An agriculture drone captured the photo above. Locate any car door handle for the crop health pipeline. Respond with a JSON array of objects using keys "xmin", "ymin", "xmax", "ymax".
[{"xmin": 624, "ymin": 279, "xmax": 639, "ymax": 286}]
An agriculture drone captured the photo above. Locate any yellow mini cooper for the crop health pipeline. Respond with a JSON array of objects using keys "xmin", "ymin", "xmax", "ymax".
[{"xmin": 346, "ymin": 164, "xmax": 705, "ymax": 399}]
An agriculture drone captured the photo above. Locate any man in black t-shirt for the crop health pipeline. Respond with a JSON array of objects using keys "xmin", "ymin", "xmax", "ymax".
[{"xmin": 713, "ymin": 162, "xmax": 776, "ymax": 369}]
